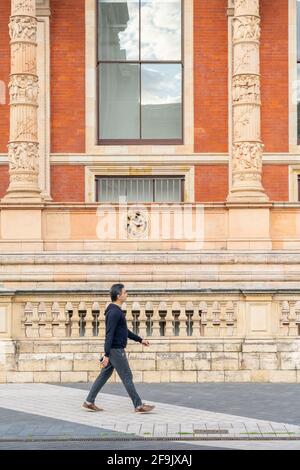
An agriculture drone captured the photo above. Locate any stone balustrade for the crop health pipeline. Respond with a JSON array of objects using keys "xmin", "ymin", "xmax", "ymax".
[
  {"xmin": 0, "ymin": 295, "xmax": 296, "ymax": 341},
  {"xmin": 19, "ymin": 297, "xmax": 238, "ymax": 339},
  {"xmin": 1, "ymin": 293, "xmax": 300, "ymax": 383},
  {"xmin": 279, "ymin": 301, "xmax": 300, "ymax": 336}
]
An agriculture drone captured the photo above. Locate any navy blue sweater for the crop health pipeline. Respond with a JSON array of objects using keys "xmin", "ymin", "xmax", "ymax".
[{"xmin": 104, "ymin": 303, "xmax": 143, "ymax": 356}]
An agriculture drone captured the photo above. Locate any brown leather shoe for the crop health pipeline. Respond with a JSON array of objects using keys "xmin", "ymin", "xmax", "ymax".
[
  {"xmin": 81, "ymin": 402, "xmax": 103, "ymax": 412},
  {"xmin": 135, "ymin": 403, "xmax": 155, "ymax": 413}
]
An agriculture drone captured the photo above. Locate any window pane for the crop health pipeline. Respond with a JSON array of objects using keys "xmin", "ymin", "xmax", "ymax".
[
  {"xmin": 140, "ymin": 178, "xmax": 153, "ymax": 202},
  {"xmin": 97, "ymin": 177, "xmax": 182, "ymax": 202},
  {"xmin": 298, "ymin": 1, "xmax": 300, "ymax": 62},
  {"xmin": 141, "ymin": 0, "xmax": 181, "ymax": 60},
  {"xmin": 126, "ymin": 178, "xmax": 153, "ymax": 202},
  {"xmin": 171, "ymin": 178, "xmax": 182, "ymax": 201},
  {"xmin": 127, "ymin": 178, "xmax": 138, "ymax": 201},
  {"xmin": 98, "ymin": 179, "xmax": 111, "ymax": 202},
  {"xmin": 298, "ymin": 63, "xmax": 300, "ymax": 144},
  {"xmin": 154, "ymin": 178, "xmax": 182, "ymax": 202},
  {"xmin": 107, "ymin": 179, "xmax": 114, "ymax": 200},
  {"xmin": 141, "ymin": 64, "xmax": 182, "ymax": 139},
  {"xmin": 97, "ymin": 178, "xmax": 126, "ymax": 202},
  {"xmin": 102, "ymin": 179, "xmax": 109, "ymax": 202},
  {"xmin": 99, "ymin": 63, "xmax": 140, "ymax": 139},
  {"xmin": 119, "ymin": 179, "xmax": 127, "ymax": 202},
  {"xmin": 298, "ymin": 2, "xmax": 300, "ymax": 144},
  {"xmin": 98, "ymin": 0, "xmax": 139, "ymax": 60}
]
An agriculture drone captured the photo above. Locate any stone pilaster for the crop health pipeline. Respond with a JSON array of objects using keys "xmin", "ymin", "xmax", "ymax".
[
  {"xmin": 3, "ymin": 0, "xmax": 43, "ymax": 202},
  {"xmin": 227, "ymin": 0, "xmax": 268, "ymax": 202},
  {"xmin": 36, "ymin": 0, "xmax": 52, "ymax": 201}
]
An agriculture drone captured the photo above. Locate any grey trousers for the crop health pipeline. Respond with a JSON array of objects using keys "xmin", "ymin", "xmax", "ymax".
[{"xmin": 86, "ymin": 348, "xmax": 143, "ymax": 408}]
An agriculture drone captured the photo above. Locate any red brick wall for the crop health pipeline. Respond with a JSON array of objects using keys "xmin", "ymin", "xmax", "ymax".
[
  {"xmin": 195, "ymin": 164, "xmax": 288, "ymax": 202},
  {"xmin": 195, "ymin": 165, "xmax": 228, "ymax": 201},
  {"xmin": 50, "ymin": 0, "xmax": 85, "ymax": 153},
  {"xmin": 262, "ymin": 165, "xmax": 289, "ymax": 201},
  {"xmin": 193, "ymin": 0, "xmax": 288, "ymax": 153},
  {"xmin": 260, "ymin": 0, "xmax": 289, "ymax": 152},
  {"xmin": 0, "ymin": 0, "xmax": 10, "ymax": 153},
  {"xmin": 0, "ymin": 165, "xmax": 9, "ymax": 198},
  {"xmin": 194, "ymin": 0, "xmax": 228, "ymax": 153},
  {"xmin": 51, "ymin": 165, "xmax": 85, "ymax": 202}
]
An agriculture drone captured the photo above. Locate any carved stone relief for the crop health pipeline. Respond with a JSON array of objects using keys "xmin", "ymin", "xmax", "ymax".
[
  {"xmin": 233, "ymin": 106, "xmax": 260, "ymax": 141},
  {"xmin": 8, "ymin": 142, "xmax": 39, "ymax": 173},
  {"xmin": 233, "ymin": 16, "xmax": 260, "ymax": 42},
  {"xmin": 228, "ymin": 0, "xmax": 268, "ymax": 201},
  {"xmin": 232, "ymin": 75, "xmax": 260, "ymax": 104},
  {"xmin": 232, "ymin": 142, "xmax": 263, "ymax": 174},
  {"xmin": 235, "ymin": 0, "xmax": 259, "ymax": 16},
  {"xmin": 9, "ymin": 75, "xmax": 38, "ymax": 103},
  {"xmin": 13, "ymin": 0, "xmax": 35, "ymax": 16},
  {"xmin": 11, "ymin": 43, "xmax": 37, "ymax": 74},
  {"xmin": 3, "ymin": 0, "xmax": 42, "ymax": 200},
  {"xmin": 233, "ymin": 43, "xmax": 258, "ymax": 75},
  {"xmin": 13, "ymin": 116, "xmax": 38, "ymax": 141},
  {"xmin": 9, "ymin": 16, "xmax": 37, "ymax": 42},
  {"xmin": 127, "ymin": 210, "xmax": 149, "ymax": 239}
]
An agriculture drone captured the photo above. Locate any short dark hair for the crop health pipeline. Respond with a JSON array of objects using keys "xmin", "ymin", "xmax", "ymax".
[{"xmin": 110, "ymin": 283, "xmax": 125, "ymax": 302}]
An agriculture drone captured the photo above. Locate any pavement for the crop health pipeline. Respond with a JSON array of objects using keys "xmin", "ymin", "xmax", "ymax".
[{"xmin": 0, "ymin": 382, "xmax": 300, "ymax": 450}]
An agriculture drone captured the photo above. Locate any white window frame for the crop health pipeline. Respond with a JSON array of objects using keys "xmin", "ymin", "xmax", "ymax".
[
  {"xmin": 289, "ymin": 0, "xmax": 300, "ymax": 153},
  {"xmin": 85, "ymin": 164, "xmax": 194, "ymax": 202},
  {"xmin": 85, "ymin": 0, "xmax": 194, "ymax": 156},
  {"xmin": 289, "ymin": 165, "xmax": 300, "ymax": 201}
]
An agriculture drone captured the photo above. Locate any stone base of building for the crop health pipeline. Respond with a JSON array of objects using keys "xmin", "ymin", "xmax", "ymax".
[
  {"xmin": 0, "ymin": 340, "xmax": 18, "ymax": 383},
  {"xmin": 1, "ymin": 251, "xmax": 300, "ymax": 384},
  {"xmin": 1, "ymin": 338, "xmax": 300, "ymax": 384}
]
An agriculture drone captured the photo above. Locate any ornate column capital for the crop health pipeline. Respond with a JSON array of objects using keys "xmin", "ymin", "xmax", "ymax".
[{"xmin": 227, "ymin": 0, "xmax": 269, "ymax": 203}]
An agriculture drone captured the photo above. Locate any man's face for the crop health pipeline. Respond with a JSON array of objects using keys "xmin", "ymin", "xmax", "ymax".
[{"xmin": 118, "ymin": 287, "xmax": 128, "ymax": 303}]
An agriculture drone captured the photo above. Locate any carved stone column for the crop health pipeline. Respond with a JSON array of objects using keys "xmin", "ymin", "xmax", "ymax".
[
  {"xmin": 227, "ymin": 0, "xmax": 268, "ymax": 202},
  {"xmin": 3, "ymin": 0, "xmax": 43, "ymax": 202}
]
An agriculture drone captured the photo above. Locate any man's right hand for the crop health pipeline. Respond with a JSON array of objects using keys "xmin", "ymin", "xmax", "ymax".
[{"xmin": 102, "ymin": 356, "xmax": 109, "ymax": 368}]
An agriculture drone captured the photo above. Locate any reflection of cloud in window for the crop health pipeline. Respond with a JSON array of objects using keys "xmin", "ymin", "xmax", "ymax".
[
  {"xmin": 141, "ymin": 1, "xmax": 181, "ymax": 60},
  {"xmin": 118, "ymin": 2, "xmax": 139, "ymax": 60},
  {"xmin": 118, "ymin": 0, "xmax": 181, "ymax": 60},
  {"xmin": 142, "ymin": 65, "xmax": 181, "ymax": 105}
]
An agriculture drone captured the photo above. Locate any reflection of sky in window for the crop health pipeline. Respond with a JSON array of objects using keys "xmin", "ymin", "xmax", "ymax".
[
  {"xmin": 118, "ymin": 1, "xmax": 139, "ymax": 60},
  {"xmin": 142, "ymin": 64, "xmax": 181, "ymax": 105},
  {"xmin": 298, "ymin": 2, "xmax": 300, "ymax": 104},
  {"xmin": 140, "ymin": 1, "xmax": 181, "ymax": 60},
  {"xmin": 117, "ymin": 0, "xmax": 181, "ymax": 61},
  {"xmin": 298, "ymin": 0, "xmax": 300, "ymax": 62},
  {"xmin": 297, "ymin": 64, "xmax": 300, "ymax": 103}
]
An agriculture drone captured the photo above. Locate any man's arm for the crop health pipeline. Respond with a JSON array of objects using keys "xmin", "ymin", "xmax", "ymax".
[
  {"xmin": 104, "ymin": 311, "xmax": 120, "ymax": 357},
  {"xmin": 128, "ymin": 329, "xmax": 143, "ymax": 343}
]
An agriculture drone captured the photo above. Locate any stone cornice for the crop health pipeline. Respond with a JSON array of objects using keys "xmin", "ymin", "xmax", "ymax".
[
  {"xmin": 1, "ymin": 251, "xmax": 300, "ymax": 265},
  {"xmin": 1, "ymin": 153, "xmax": 300, "ymax": 165},
  {"xmin": 2, "ymin": 287, "xmax": 300, "ymax": 295}
]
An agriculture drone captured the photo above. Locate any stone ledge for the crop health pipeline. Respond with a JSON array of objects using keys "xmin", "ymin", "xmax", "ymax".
[{"xmin": 2, "ymin": 251, "xmax": 300, "ymax": 266}]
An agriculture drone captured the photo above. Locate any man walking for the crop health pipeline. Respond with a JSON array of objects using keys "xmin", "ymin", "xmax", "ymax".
[{"xmin": 82, "ymin": 284, "xmax": 155, "ymax": 413}]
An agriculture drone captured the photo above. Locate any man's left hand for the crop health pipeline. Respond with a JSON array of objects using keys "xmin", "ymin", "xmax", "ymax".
[{"xmin": 141, "ymin": 339, "xmax": 150, "ymax": 347}]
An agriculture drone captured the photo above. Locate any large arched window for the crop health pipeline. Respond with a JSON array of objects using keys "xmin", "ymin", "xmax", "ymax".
[{"xmin": 97, "ymin": 0, "xmax": 183, "ymax": 144}]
